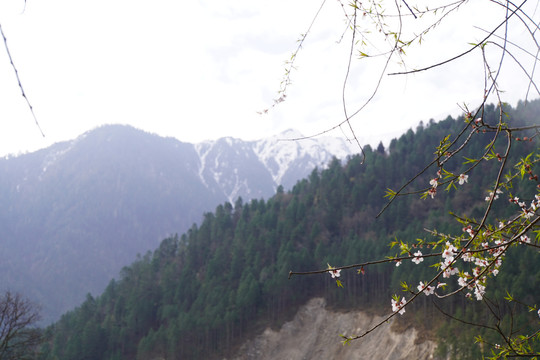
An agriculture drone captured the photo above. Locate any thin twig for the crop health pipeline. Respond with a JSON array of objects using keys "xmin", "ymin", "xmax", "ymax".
[
  {"xmin": 388, "ymin": 0, "xmax": 527, "ymax": 76},
  {"xmin": 0, "ymin": 23, "xmax": 44, "ymax": 137},
  {"xmin": 401, "ymin": 0, "xmax": 417, "ymax": 18}
]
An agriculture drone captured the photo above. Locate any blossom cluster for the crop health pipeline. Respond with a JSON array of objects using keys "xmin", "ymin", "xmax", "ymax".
[
  {"xmin": 441, "ymin": 235, "xmax": 509, "ymax": 301},
  {"xmin": 440, "ymin": 241, "xmax": 459, "ymax": 279},
  {"xmin": 417, "ymin": 281, "xmax": 435, "ymax": 296},
  {"xmin": 485, "ymin": 188, "xmax": 503, "ymax": 202},
  {"xmin": 509, "ymin": 195, "xmax": 539, "ymax": 220},
  {"xmin": 393, "ymin": 234, "xmax": 512, "ymax": 312},
  {"xmin": 427, "ymin": 172, "xmax": 468, "ymax": 199},
  {"xmin": 406, "ymin": 187, "xmax": 538, "ymax": 305},
  {"xmin": 391, "ymin": 297, "xmax": 406, "ymax": 315},
  {"xmin": 390, "ymin": 170, "xmax": 538, "ymax": 317}
]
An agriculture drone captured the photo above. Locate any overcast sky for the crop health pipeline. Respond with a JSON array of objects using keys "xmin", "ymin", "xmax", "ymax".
[{"xmin": 0, "ymin": 0, "xmax": 538, "ymax": 157}]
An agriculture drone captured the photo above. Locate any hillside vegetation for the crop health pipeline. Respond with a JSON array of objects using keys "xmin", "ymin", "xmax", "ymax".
[
  {"xmin": 0, "ymin": 125, "xmax": 353, "ymax": 324},
  {"xmin": 38, "ymin": 101, "xmax": 540, "ymax": 359}
]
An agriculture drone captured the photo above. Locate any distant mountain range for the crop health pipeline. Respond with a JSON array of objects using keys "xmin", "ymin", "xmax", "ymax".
[{"xmin": 0, "ymin": 124, "xmax": 357, "ymax": 323}]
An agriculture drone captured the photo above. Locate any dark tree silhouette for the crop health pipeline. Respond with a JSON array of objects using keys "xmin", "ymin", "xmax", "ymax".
[{"xmin": 0, "ymin": 292, "xmax": 42, "ymax": 360}]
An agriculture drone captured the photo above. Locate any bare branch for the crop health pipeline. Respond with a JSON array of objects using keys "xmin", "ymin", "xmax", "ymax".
[{"xmin": 0, "ymin": 23, "xmax": 45, "ymax": 138}]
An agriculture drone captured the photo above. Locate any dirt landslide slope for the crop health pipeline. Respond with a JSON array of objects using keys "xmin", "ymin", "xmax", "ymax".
[{"xmin": 227, "ymin": 298, "xmax": 440, "ymax": 360}]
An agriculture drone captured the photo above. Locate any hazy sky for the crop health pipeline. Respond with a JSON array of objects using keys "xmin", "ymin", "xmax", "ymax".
[{"xmin": 0, "ymin": 0, "xmax": 538, "ymax": 156}]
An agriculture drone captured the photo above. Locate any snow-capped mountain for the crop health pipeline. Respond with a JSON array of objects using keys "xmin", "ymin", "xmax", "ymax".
[
  {"xmin": 196, "ymin": 128, "xmax": 358, "ymax": 203},
  {"xmin": 253, "ymin": 128, "xmax": 358, "ymax": 190},
  {"xmin": 0, "ymin": 124, "xmax": 358, "ymax": 324}
]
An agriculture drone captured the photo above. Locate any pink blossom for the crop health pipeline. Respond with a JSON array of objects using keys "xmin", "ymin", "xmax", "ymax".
[
  {"xmin": 474, "ymin": 283, "xmax": 486, "ymax": 300},
  {"xmin": 417, "ymin": 281, "xmax": 435, "ymax": 296},
  {"xmin": 485, "ymin": 189, "xmax": 503, "ymax": 201},
  {"xmin": 523, "ymin": 209, "xmax": 535, "ymax": 219},
  {"xmin": 412, "ymin": 251, "xmax": 423, "ymax": 264},
  {"xmin": 428, "ymin": 187, "xmax": 437, "ymax": 199},
  {"xmin": 492, "ymin": 244, "xmax": 505, "ymax": 257},
  {"xmin": 442, "ymin": 241, "xmax": 457, "ymax": 261},
  {"xmin": 441, "ymin": 257, "xmax": 459, "ymax": 278},
  {"xmin": 447, "ymin": 268, "xmax": 458, "ymax": 278},
  {"xmin": 475, "ymin": 258, "xmax": 488, "ymax": 267},
  {"xmin": 462, "ymin": 252, "xmax": 473, "ymax": 262},
  {"xmin": 458, "ymin": 174, "xmax": 468, "ymax": 185},
  {"xmin": 391, "ymin": 297, "xmax": 406, "ymax": 315},
  {"xmin": 442, "ymin": 257, "xmax": 453, "ymax": 268},
  {"xmin": 329, "ymin": 269, "xmax": 341, "ymax": 278}
]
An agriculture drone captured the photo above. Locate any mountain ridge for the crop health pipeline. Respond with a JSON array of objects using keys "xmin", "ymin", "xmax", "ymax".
[
  {"xmin": 195, "ymin": 127, "xmax": 359, "ymax": 202},
  {"xmin": 0, "ymin": 124, "xmax": 357, "ymax": 323}
]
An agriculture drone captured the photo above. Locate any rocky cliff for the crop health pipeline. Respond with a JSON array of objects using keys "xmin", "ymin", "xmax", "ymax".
[{"xmin": 228, "ymin": 298, "xmax": 439, "ymax": 360}]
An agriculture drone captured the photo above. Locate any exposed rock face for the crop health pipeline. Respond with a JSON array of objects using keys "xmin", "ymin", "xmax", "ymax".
[{"xmin": 229, "ymin": 298, "xmax": 439, "ymax": 360}]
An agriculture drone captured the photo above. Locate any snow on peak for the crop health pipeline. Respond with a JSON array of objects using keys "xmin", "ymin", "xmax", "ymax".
[
  {"xmin": 193, "ymin": 129, "xmax": 359, "ymax": 202},
  {"xmin": 277, "ymin": 129, "xmax": 304, "ymax": 139},
  {"xmin": 253, "ymin": 129, "xmax": 358, "ymax": 185}
]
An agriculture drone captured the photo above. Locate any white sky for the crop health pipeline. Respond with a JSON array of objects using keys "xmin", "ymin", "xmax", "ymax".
[{"xmin": 0, "ymin": 0, "xmax": 538, "ymax": 157}]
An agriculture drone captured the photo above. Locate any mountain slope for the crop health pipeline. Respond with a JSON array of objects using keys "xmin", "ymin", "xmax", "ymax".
[
  {"xmin": 0, "ymin": 125, "xmax": 356, "ymax": 323},
  {"xmin": 36, "ymin": 100, "xmax": 540, "ymax": 360},
  {"xmin": 0, "ymin": 126, "xmax": 217, "ymax": 322}
]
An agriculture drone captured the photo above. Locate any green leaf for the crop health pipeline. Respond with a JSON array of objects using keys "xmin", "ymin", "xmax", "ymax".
[
  {"xmin": 463, "ymin": 157, "xmax": 479, "ymax": 164},
  {"xmin": 340, "ymin": 335, "xmax": 352, "ymax": 345},
  {"xmin": 445, "ymin": 181, "xmax": 457, "ymax": 192},
  {"xmin": 384, "ymin": 188, "xmax": 397, "ymax": 199}
]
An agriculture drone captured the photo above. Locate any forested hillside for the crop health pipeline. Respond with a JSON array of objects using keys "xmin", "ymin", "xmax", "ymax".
[
  {"xmin": 0, "ymin": 125, "xmax": 354, "ymax": 324},
  {"xmin": 38, "ymin": 101, "xmax": 540, "ymax": 359}
]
